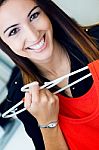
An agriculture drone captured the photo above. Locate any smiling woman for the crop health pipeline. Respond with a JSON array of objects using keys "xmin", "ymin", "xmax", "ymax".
[
  {"xmin": 0, "ymin": 0, "xmax": 99, "ymax": 150},
  {"xmin": 0, "ymin": 0, "xmax": 54, "ymax": 64}
]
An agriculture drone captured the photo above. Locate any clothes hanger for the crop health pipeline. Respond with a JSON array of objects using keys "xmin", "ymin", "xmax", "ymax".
[{"xmin": 2, "ymin": 65, "xmax": 91, "ymax": 118}]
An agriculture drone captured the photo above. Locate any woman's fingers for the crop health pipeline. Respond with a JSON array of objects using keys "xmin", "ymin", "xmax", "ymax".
[
  {"xmin": 24, "ymin": 92, "xmax": 32, "ymax": 109},
  {"xmin": 45, "ymin": 89, "xmax": 59, "ymax": 105},
  {"xmin": 24, "ymin": 81, "xmax": 39, "ymax": 109},
  {"xmin": 30, "ymin": 81, "xmax": 40, "ymax": 104},
  {"xmin": 24, "ymin": 81, "xmax": 59, "ymax": 124}
]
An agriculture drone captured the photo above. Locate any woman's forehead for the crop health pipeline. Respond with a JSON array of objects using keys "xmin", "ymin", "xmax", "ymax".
[
  {"xmin": 0, "ymin": 0, "xmax": 37, "ymax": 13},
  {"xmin": 0, "ymin": 0, "xmax": 37, "ymax": 34},
  {"xmin": 0, "ymin": 0, "xmax": 37, "ymax": 18}
]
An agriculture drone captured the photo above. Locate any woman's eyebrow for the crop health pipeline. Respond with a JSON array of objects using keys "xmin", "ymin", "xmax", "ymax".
[
  {"xmin": 27, "ymin": 5, "xmax": 39, "ymax": 18},
  {"xmin": 3, "ymin": 5, "xmax": 39, "ymax": 34},
  {"xmin": 4, "ymin": 24, "xmax": 19, "ymax": 34}
]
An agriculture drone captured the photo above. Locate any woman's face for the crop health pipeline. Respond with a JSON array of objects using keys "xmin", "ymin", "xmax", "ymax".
[{"xmin": 0, "ymin": 0, "xmax": 54, "ymax": 64}]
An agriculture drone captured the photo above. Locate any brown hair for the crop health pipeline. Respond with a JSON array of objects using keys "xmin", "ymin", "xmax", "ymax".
[{"xmin": 0, "ymin": 0, "xmax": 99, "ymax": 85}]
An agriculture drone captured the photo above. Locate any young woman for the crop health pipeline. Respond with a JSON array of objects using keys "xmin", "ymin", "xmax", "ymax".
[{"xmin": 0, "ymin": 0, "xmax": 99, "ymax": 149}]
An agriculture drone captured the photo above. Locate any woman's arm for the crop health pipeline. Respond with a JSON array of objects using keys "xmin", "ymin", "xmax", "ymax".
[
  {"xmin": 24, "ymin": 81, "xmax": 69, "ymax": 150},
  {"xmin": 40, "ymin": 125, "xmax": 69, "ymax": 150}
]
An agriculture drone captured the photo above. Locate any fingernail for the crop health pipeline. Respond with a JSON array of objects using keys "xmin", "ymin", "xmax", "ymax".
[{"xmin": 22, "ymin": 97, "xmax": 25, "ymax": 102}]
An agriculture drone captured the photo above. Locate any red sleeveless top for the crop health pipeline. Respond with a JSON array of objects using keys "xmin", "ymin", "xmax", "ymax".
[{"xmin": 58, "ymin": 60, "xmax": 99, "ymax": 150}]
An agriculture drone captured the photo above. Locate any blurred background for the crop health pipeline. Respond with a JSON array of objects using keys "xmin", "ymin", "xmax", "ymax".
[{"xmin": 0, "ymin": 0, "xmax": 99, "ymax": 149}]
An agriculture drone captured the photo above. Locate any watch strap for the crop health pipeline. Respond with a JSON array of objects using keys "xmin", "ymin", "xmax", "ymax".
[{"xmin": 38, "ymin": 120, "xmax": 58, "ymax": 128}]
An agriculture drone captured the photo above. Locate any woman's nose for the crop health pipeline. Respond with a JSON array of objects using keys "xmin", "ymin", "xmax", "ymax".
[{"xmin": 23, "ymin": 24, "xmax": 40, "ymax": 43}]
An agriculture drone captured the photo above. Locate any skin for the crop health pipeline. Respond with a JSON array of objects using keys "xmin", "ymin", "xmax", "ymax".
[
  {"xmin": 0, "ymin": 0, "xmax": 54, "ymax": 62},
  {"xmin": 0, "ymin": 0, "xmax": 70, "ymax": 149}
]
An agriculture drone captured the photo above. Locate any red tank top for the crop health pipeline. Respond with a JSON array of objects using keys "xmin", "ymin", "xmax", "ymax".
[{"xmin": 58, "ymin": 60, "xmax": 99, "ymax": 150}]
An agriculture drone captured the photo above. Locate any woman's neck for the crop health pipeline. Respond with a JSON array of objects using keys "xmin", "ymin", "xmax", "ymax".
[{"xmin": 36, "ymin": 40, "xmax": 71, "ymax": 80}]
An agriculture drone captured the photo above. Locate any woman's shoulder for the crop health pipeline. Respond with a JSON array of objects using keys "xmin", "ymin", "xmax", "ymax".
[
  {"xmin": 7, "ymin": 66, "xmax": 24, "ymax": 104},
  {"xmin": 83, "ymin": 24, "xmax": 99, "ymax": 45}
]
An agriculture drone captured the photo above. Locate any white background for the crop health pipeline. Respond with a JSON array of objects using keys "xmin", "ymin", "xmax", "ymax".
[{"xmin": 53, "ymin": 0, "xmax": 99, "ymax": 26}]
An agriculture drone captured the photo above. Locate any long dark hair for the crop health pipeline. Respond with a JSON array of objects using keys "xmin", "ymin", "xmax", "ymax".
[{"xmin": 0, "ymin": 0, "xmax": 99, "ymax": 85}]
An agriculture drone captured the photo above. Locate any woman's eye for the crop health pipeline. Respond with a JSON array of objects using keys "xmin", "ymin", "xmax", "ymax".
[
  {"xmin": 30, "ymin": 12, "xmax": 40, "ymax": 22},
  {"xmin": 8, "ymin": 28, "xmax": 20, "ymax": 37}
]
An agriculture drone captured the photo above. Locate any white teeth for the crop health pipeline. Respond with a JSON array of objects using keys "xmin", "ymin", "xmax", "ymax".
[{"xmin": 29, "ymin": 37, "xmax": 45, "ymax": 50}]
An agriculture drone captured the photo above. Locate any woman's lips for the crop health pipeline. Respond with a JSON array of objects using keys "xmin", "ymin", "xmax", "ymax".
[{"xmin": 26, "ymin": 34, "xmax": 47, "ymax": 53}]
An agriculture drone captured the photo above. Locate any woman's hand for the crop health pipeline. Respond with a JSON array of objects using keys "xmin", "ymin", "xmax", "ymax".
[
  {"xmin": 24, "ymin": 82, "xmax": 69, "ymax": 150},
  {"xmin": 24, "ymin": 81, "xmax": 59, "ymax": 125}
]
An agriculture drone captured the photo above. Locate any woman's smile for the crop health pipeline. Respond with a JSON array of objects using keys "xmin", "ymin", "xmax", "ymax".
[{"xmin": 26, "ymin": 34, "xmax": 47, "ymax": 53}]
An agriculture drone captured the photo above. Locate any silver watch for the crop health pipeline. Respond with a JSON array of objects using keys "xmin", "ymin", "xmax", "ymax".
[{"xmin": 38, "ymin": 121, "xmax": 58, "ymax": 128}]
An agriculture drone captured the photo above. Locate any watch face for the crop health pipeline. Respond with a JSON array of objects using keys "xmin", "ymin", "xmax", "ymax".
[
  {"xmin": 38, "ymin": 121, "xmax": 58, "ymax": 128},
  {"xmin": 48, "ymin": 122, "xmax": 57, "ymax": 128}
]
